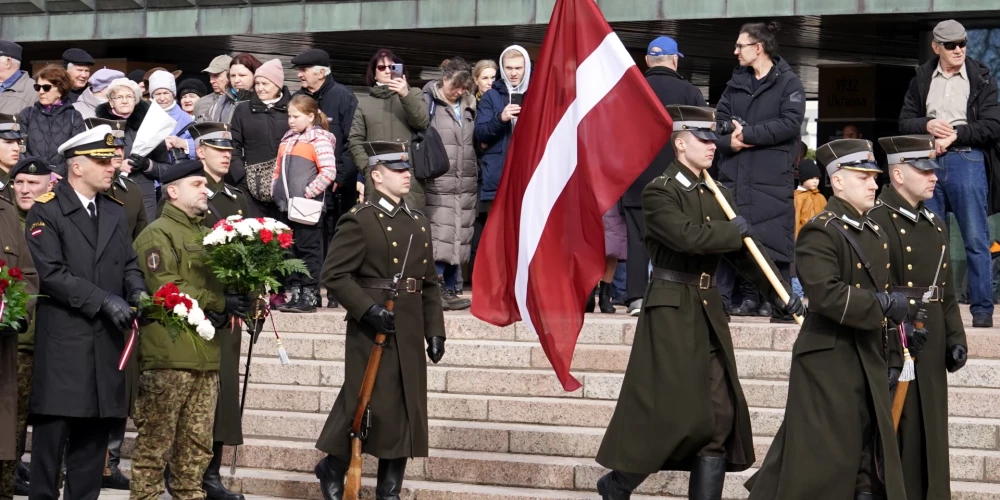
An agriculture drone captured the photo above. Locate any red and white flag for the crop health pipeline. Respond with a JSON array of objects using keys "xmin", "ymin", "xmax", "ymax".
[{"xmin": 471, "ymin": 0, "xmax": 673, "ymax": 391}]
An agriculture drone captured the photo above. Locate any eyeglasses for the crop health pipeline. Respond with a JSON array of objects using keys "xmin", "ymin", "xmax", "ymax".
[
  {"xmin": 33, "ymin": 84, "xmax": 53, "ymax": 92},
  {"xmin": 112, "ymin": 95, "xmax": 136, "ymax": 102},
  {"xmin": 939, "ymin": 40, "xmax": 967, "ymax": 50},
  {"xmin": 735, "ymin": 42, "xmax": 759, "ymax": 51},
  {"xmin": 376, "ymin": 64, "xmax": 393, "ymax": 71}
]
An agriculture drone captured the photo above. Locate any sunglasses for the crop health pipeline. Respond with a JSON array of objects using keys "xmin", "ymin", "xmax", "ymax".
[
  {"xmin": 376, "ymin": 64, "xmax": 395, "ymax": 72},
  {"xmin": 33, "ymin": 84, "xmax": 53, "ymax": 92},
  {"xmin": 939, "ymin": 40, "xmax": 967, "ymax": 50}
]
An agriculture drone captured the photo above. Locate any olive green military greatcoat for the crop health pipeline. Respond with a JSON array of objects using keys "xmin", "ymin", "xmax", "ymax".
[
  {"xmin": 746, "ymin": 196, "xmax": 905, "ymax": 499},
  {"xmin": 202, "ymin": 175, "xmax": 249, "ymax": 446},
  {"xmin": 596, "ymin": 161, "xmax": 783, "ymax": 474},
  {"xmin": 106, "ymin": 172, "xmax": 147, "ymax": 241},
  {"xmin": 316, "ymin": 189, "xmax": 445, "ymax": 459},
  {"xmin": 869, "ymin": 185, "xmax": 965, "ymax": 500},
  {"xmin": 0, "ymin": 168, "xmax": 11, "ymax": 202}
]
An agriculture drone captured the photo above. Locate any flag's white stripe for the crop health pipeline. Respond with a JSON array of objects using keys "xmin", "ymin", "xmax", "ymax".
[{"xmin": 514, "ymin": 32, "xmax": 635, "ymax": 338}]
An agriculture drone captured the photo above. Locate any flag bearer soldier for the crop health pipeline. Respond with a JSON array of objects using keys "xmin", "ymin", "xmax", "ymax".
[
  {"xmin": 313, "ymin": 141, "xmax": 446, "ymax": 500},
  {"xmin": 746, "ymin": 139, "xmax": 908, "ymax": 500},
  {"xmin": 86, "ymin": 117, "xmax": 147, "ymax": 241},
  {"xmin": 869, "ymin": 135, "xmax": 967, "ymax": 500},
  {"xmin": 595, "ymin": 105, "xmax": 803, "ymax": 500},
  {"xmin": 129, "ymin": 159, "xmax": 252, "ymax": 500},
  {"xmin": 25, "ymin": 126, "xmax": 148, "ymax": 500},
  {"xmin": 0, "ymin": 113, "xmax": 24, "ymax": 202}
]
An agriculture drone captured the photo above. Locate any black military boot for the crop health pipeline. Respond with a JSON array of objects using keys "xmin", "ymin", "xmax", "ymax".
[
  {"xmin": 286, "ymin": 286, "xmax": 318, "ymax": 313},
  {"xmin": 14, "ymin": 459, "xmax": 29, "ymax": 496},
  {"xmin": 327, "ymin": 289, "xmax": 339, "ymax": 309},
  {"xmin": 598, "ymin": 281, "xmax": 616, "ymax": 314},
  {"xmin": 730, "ymin": 298, "xmax": 759, "ymax": 316},
  {"xmin": 688, "ymin": 456, "xmax": 726, "ymax": 500},
  {"xmin": 277, "ymin": 285, "xmax": 301, "ymax": 312},
  {"xmin": 103, "ymin": 419, "xmax": 130, "ymax": 489},
  {"xmin": 375, "ymin": 457, "xmax": 407, "ymax": 500},
  {"xmin": 596, "ymin": 470, "xmax": 647, "ymax": 500},
  {"xmin": 586, "ymin": 286, "xmax": 598, "ymax": 313},
  {"xmin": 757, "ymin": 301, "xmax": 773, "ymax": 318},
  {"xmin": 314, "ymin": 455, "xmax": 348, "ymax": 500},
  {"xmin": 203, "ymin": 442, "xmax": 244, "ymax": 500}
]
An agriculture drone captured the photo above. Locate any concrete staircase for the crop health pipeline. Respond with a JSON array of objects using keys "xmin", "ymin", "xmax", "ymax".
[{"xmin": 113, "ymin": 306, "xmax": 1000, "ymax": 499}]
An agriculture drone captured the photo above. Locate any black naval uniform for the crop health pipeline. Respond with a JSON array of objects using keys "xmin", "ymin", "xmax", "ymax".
[
  {"xmin": 746, "ymin": 139, "xmax": 907, "ymax": 500},
  {"xmin": 868, "ymin": 135, "xmax": 967, "ymax": 500}
]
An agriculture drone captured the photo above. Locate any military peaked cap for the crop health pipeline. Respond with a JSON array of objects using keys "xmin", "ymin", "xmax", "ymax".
[
  {"xmin": 365, "ymin": 141, "xmax": 410, "ymax": 170},
  {"xmin": 816, "ymin": 139, "xmax": 881, "ymax": 177},
  {"xmin": 185, "ymin": 122, "xmax": 233, "ymax": 150},
  {"xmin": 878, "ymin": 135, "xmax": 940, "ymax": 171},
  {"xmin": 665, "ymin": 105, "xmax": 719, "ymax": 141}
]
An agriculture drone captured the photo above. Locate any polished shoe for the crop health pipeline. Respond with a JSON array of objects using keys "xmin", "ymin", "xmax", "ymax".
[
  {"xmin": 973, "ymin": 313, "xmax": 994, "ymax": 328},
  {"xmin": 730, "ymin": 298, "xmax": 759, "ymax": 316},
  {"xmin": 14, "ymin": 471, "xmax": 29, "ymax": 496},
  {"xmin": 375, "ymin": 457, "xmax": 407, "ymax": 500},
  {"xmin": 277, "ymin": 285, "xmax": 301, "ymax": 312},
  {"xmin": 102, "ymin": 465, "xmax": 130, "ymax": 490},
  {"xmin": 285, "ymin": 286, "xmax": 318, "ymax": 313},
  {"xmin": 757, "ymin": 301, "xmax": 773, "ymax": 318},
  {"xmin": 441, "ymin": 288, "xmax": 471, "ymax": 311},
  {"xmin": 314, "ymin": 455, "xmax": 348, "ymax": 500},
  {"xmin": 586, "ymin": 286, "xmax": 597, "ymax": 313},
  {"xmin": 203, "ymin": 442, "xmax": 245, "ymax": 500},
  {"xmin": 596, "ymin": 469, "xmax": 647, "ymax": 500},
  {"xmin": 627, "ymin": 299, "xmax": 642, "ymax": 317},
  {"xmin": 326, "ymin": 291, "xmax": 339, "ymax": 309},
  {"xmin": 598, "ymin": 281, "xmax": 616, "ymax": 314},
  {"xmin": 688, "ymin": 456, "xmax": 726, "ymax": 500}
]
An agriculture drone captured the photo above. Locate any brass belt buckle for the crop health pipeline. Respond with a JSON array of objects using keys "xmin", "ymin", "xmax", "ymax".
[
  {"xmin": 405, "ymin": 278, "xmax": 418, "ymax": 293},
  {"xmin": 699, "ymin": 273, "xmax": 711, "ymax": 290}
]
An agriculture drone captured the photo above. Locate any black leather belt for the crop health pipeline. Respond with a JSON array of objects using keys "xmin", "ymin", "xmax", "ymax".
[
  {"xmin": 651, "ymin": 267, "xmax": 716, "ymax": 289},
  {"xmin": 353, "ymin": 277, "xmax": 423, "ymax": 293},
  {"xmin": 892, "ymin": 285, "xmax": 940, "ymax": 302},
  {"xmin": 948, "ymin": 146, "xmax": 973, "ymax": 152}
]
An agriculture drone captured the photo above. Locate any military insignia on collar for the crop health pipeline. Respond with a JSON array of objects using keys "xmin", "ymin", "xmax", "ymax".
[
  {"xmin": 897, "ymin": 207, "xmax": 916, "ymax": 220},
  {"xmin": 145, "ymin": 248, "xmax": 162, "ymax": 273},
  {"xmin": 674, "ymin": 171, "xmax": 692, "ymax": 188},
  {"xmin": 378, "ymin": 197, "xmax": 395, "ymax": 212}
]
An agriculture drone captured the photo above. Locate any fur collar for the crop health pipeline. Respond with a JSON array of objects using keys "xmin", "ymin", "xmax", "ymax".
[{"xmin": 95, "ymin": 99, "xmax": 151, "ymax": 131}]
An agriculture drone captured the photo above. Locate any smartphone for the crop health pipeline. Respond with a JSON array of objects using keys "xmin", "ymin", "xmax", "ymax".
[
  {"xmin": 510, "ymin": 93, "xmax": 524, "ymax": 106},
  {"xmin": 390, "ymin": 63, "xmax": 404, "ymax": 78}
]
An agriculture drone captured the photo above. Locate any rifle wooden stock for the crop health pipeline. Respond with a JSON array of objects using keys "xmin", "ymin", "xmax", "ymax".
[
  {"xmin": 892, "ymin": 308, "xmax": 926, "ymax": 431},
  {"xmin": 344, "ymin": 296, "xmax": 395, "ymax": 500},
  {"xmin": 702, "ymin": 175, "xmax": 804, "ymax": 326}
]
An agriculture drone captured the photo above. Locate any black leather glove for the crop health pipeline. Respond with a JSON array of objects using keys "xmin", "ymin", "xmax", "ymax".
[
  {"xmin": 0, "ymin": 319, "xmax": 28, "ymax": 336},
  {"xmin": 224, "ymin": 293, "xmax": 252, "ymax": 319},
  {"xmin": 888, "ymin": 367, "xmax": 901, "ymax": 397},
  {"xmin": 946, "ymin": 344, "xmax": 968, "ymax": 373},
  {"xmin": 127, "ymin": 153, "xmax": 151, "ymax": 173},
  {"xmin": 427, "ymin": 336, "xmax": 445, "ymax": 364},
  {"xmin": 101, "ymin": 294, "xmax": 137, "ymax": 333},
  {"xmin": 362, "ymin": 304, "xmax": 395, "ymax": 335},
  {"xmin": 771, "ymin": 289, "xmax": 806, "ymax": 318},
  {"xmin": 206, "ymin": 310, "xmax": 228, "ymax": 329},
  {"xmin": 903, "ymin": 323, "xmax": 928, "ymax": 358},
  {"xmin": 731, "ymin": 216, "xmax": 752, "ymax": 238},
  {"xmin": 875, "ymin": 292, "xmax": 909, "ymax": 325}
]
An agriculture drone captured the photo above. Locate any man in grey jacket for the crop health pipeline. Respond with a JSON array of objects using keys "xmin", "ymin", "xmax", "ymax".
[
  {"xmin": 0, "ymin": 41, "xmax": 37, "ymax": 116},
  {"xmin": 194, "ymin": 55, "xmax": 232, "ymax": 123}
]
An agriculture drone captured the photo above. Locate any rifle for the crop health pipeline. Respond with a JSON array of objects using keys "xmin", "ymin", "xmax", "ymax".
[
  {"xmin": 892, "ymin": 244, "xmax": 946, "ymax": 431},
  {"xmin": 344, "ymin": 235, "xmax": 413, "ymax": 500},
  {"xmin": 230, "ymin": 292, "xmax": 268, "ymax": 475}
]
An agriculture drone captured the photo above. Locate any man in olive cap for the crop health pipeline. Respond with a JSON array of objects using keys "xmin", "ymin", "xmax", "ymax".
[
  {"xmin": 0, "ymin": 113, "xmax": 23, "ymax": 202},
  {"xmin": 62, "ymin": 48, "xmax": 95, "ymax": 103},
  {"xmin": 194, "ymin": 55, "xmax": 232, "ymax": 122},
  {"xmin": 0, "ymin": 41, "xmax": 36, "ymax": 115}
]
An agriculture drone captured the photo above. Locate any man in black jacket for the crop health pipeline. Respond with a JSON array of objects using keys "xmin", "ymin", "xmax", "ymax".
[
  {"xmin": 292, "ymin": 49, "xmax": 359, "ymax": 309},
  {"xmin": 621, "ymin": 36, "xmax": 704, "ymax": 315},
  {"xmin": 898, "ymin": 19, "xmax": 1000, "ymax": 328}
]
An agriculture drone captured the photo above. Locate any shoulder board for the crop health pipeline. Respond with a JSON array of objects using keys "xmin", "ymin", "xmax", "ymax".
[
  {"xmin": 409, "ymin": 207, "xmax": 427, "ymax": 218},
  {"xmin": 809, "ymin": 211, "xmax": 835, "ymax": 224},
  {"xmin": 0, "ymin": 193, "xmax": 12, "ymax": 206},
  {"xmin": 35, "ymin": 192, "xmax": 55, "ymax": 204},
  {"xmin": 122, "ymin": 176, "xmax": 139, "ymax": 186},
  {"xmin": 101, "ymin": 193, "xmax": 125, "ymax": 206},
  {"xmin": 348, "ymin": 202, "xmax": 374, "ymax": 215},
  {"xmin": 226, "ymin": 184, "xmax": 244, "ymax": 196}
]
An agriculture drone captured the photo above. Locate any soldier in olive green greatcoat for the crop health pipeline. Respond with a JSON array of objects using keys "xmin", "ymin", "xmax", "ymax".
[
  {"xmin": 746, "ymin": 139, "xmax": 909, "ymax": 500},
  {"xmin": 595, "ymin": 106, "xmax": 802, "ymax": 500},
  {"xmin": 314, "ymin": 141, "xmax": 446, "ymax": 500},
  {"xmin": 0, "ymin": 113, "xmax": 22, "ymax": 203},
  {"xmin": 869, "ymin": 135, "xmax": 967, "ymax": 500},
  {"xmin": 130, "ymin": 160, "xmax": 252, "ymax": 500}
]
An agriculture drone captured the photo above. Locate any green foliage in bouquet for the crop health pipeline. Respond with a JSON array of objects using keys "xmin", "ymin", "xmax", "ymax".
[{"xmin": 202, "ymin": 216, "xmax": 309, "ymax": 294}]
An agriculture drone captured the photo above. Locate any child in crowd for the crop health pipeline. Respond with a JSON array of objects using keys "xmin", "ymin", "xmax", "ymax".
[{"xmin": 792, "ymin": 159, "xmax": 826, "ymax": 298}]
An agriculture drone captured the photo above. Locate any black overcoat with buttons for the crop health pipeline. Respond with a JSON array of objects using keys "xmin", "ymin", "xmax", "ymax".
[
  {"xmin": 24, "ymin": 179, "xmax": 147, "ymax": 419},
  {"xmin": 315, "ymin": 189, "xmax": 445, "ymax": 459},
  {"xmin": 746, "ymin": 195, "xmax": 905, "ymax": 499},
  {"xmin": 105, "ymin": 172, "xmax": 147, "ymax": 242},
  {"xmin": 597, "ymin": 161, "xmax": 784, "ymax": 475},
  {"xmin": 869, "ymin": 185, "xmax": 965, "ymax": 500}
]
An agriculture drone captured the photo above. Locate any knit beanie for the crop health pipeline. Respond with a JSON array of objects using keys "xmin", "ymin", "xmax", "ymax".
[
  {"xmin": 177, "ymin": 78, "xmax": 208, "ymax": 98},
  {"xmin": 148, "ymin": 70, "xmax": 177, "ymax": 97},
  {"xmin": 255, "ymin": 59, "xmax": 284, "ymax": 88},
  {"xmin": 798, "ymin": 159, "xmax": 820, "ymax": 183}
]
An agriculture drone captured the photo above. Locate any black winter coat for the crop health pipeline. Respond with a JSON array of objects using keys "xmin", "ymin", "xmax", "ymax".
[
  {"xmin": 714, "ymin": 56, "xmax": 805, "ymax": 264},
  {"xmin": 898, "ymin": 56, "xmax": 1000, "ymax": 214},
  {"xmin": 19, "ymin": 99, "xmax": 85, "ymax": 174},
  {"xmin": 622, "ymin": 67, "xmax": 705, "ymax": 208},
  {"xmin": 229, "ymin": 89, "xmax": 291, "ymax": 185},
  {"xmin": 296, "ymin": 77, "xmax": 359, "ymax": 188}
]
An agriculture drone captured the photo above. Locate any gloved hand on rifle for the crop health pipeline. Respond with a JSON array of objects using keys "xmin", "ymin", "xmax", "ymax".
[
  {"xmin": 770, "ymin": 288, "xmax": 805, "ymax": 318},
  {"xmin": 362, "ymin": 304, "xmax": 395, "ymax": 335},
  {"xmin": 427, "ymin": 336, "xmax": 445, "ymax": 364},
  {"xmin": 946, "ymin": 344, "xmax": 968, "ymax": 373},
  {"xmin": 731, "ymin": 215, "xmax": 753, "ymax": 239},
  {"xmin": 903, "ymin": 322, "xmax": 927, "ymax": 358},
  {"xmin": 224, "ymin": 293, "xmax": 253, "ymax": 320},
  {"xmin": 875, "ymin": 292, "xmax": 909, "ymax": 325},
  {"xmin": 127, "ymin": 153, "xmax": 151, "ymax": 173}
]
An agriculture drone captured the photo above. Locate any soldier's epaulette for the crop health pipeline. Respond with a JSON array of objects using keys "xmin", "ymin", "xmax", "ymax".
[
  {"xmin": 348, "ymin": 201, "xmax": 374, "ymax": 215},
  {"xmin": 226, "ymin": 183, "xmax": 244, "ymax": 196},
  {"xmin": 100, "ymin": 192, "xmax": 125, "ymax": 206},
  {"xmin": 809, "ymin": 211, "xmax": 836, "ymax": 225},
  {"xmin": 121, "ymin": 176, "xmax": 139, "ymax": 187},
  {"xmin": 0, "ymin": 193, "xmax": 12, "ymax": 206},
  {"xmin": 34, "ymin": 192, "xmax": 55, "ymax": 204}
]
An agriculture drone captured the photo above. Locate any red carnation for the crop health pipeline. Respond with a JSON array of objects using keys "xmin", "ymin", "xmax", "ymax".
[
  {"xmin": 163, "ymin": 294, "xmax": 180, "ymax": 309},
  {"xmin": 278, "ymin": 232, "xmax": 293, "ymax": 249},
  {"xmin": 0, "ymin": 279, "xmax": 9, "ymax": 293},
  {"xmin": 157, "ymin": 283, "xmax": 179, "ymax": 298},
  {"xmin": 256, "ymin": 217, "xmax": 266, "ymax": 224},
  {"xmin": 7, "ymin": 267, "xmax": 22, "ymax": 281},
  {"xmin": 180, "ymin": 296, "xmax": 193, "ymax": 310},
  {"xmin": 0, "ymin": 259, "xmax": 5, "ymax": 268},
  {"xmin": 223, "ymin": 224, "xmax": 234, "ymax": 232},
  {"xmin": 259, "ymin": 229, "xmax": 274, "ymax": 244},
  {"xmin": 213, "ymin": 219, "xmax": 225, "ymax": 229}
]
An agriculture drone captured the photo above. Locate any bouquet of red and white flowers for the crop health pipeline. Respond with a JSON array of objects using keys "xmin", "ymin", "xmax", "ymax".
[
  {"xmin": 140, "ymin": 282, "xmax": 216, "ymax": 342},
  {"xmin": 202, "ymin": 216, "xmax": 308, "ymax": 294},
  {"xmin": 0, "ymin": 259, "xmax": 30, "ymax": 330}
]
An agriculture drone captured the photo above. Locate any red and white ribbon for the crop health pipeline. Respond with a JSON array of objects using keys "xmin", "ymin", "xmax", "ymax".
[{"xmin": 118, "ymin": 319, "xmax": 139, "ymax": 371}]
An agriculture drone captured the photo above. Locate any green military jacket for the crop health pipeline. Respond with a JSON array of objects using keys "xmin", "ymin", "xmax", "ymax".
[
  {"xmin": 204, "ymin": 175, "xmax": 248, "ymax": 227},
  {"xmin": 0, "ymin": 167, "xmax": 11, "ymax": 203},
  {"xmin": 133, "ymin": 202, "xmax": 223, "ymax": 372},
  {"xmin": 15, "ymin": 206, "xmax": 34, "ymax": 352},
  {"xmin": 868, "ymin": 185, "xmax": 965, "ymax": 500},
  {"xmin": 105, "ymin": 172, "xmax": 147, "ymax": 241}
]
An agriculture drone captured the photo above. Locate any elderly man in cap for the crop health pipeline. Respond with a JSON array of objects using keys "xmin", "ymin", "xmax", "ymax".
[
  {"xmin": 74, "ymin": 68, "xmax": 124, "ymax": 119},
  {"xmin": 0, "ymin": 113, "xmax": 24, "ymax": 201},
  {"xmin": 899, "ymin": 19, "xmax": 1000, "ymax": 328},
  {"xmin": 0, "ymin": 41, "xmax": 36, "ymax": 115},
  {"xmin": 25, "ymin": 125, "xmax": 147, "ymax": 500},
  {"xmin": 194, "ymin": 55, "xmax": 232, "ymax": 123},
  {"xmin": 868, "ymin": 135, "xmax": 967, "ymax": 500},
  {"xmin": 746, "ymin": 139, "xmax": 908, "ymax": 500},
  {"xmin": 62, "ymin": 48, "xmax": 95, "ymax": 103}
]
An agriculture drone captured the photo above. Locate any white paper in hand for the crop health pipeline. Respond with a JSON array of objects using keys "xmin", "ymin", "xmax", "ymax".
[{"xmin": 131, "ymin": 102, "xmax": 177, "ymax": 158}]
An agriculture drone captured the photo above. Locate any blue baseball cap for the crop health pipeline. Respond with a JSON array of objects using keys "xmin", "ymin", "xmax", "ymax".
[{"xmin": 647, "ymin": 36, "xmax": 683, "ymax": 57}]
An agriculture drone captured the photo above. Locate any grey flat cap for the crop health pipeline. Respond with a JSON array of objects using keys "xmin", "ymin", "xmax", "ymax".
[{"xmin": 933, "ymin": 20, "xmax": 966, "ymax": 42}]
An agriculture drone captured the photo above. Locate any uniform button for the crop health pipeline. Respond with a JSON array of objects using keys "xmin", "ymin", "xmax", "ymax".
[
  {"xmin": 2, "ymin": 246, "xmax": 8, "ymax": 252},
  {"xmin": 938, "ymin": 227, "xmax": 942, "ymax": 232},
  {"xmin": 424, "ymin": 243, "xmax": 428, "ymax": 248},
  {"xmin": 900, "ymin": 229, "xmax": 906, "ymax": 234},
  {"xmin": 706, "ymin": 216, "xmax": 711, "ymax": 221},
  {"xmin": 422, "ymin": 227, "xmax": 426, "ymax": 232},
  {"xmin": 844, "ymin": 225, "xmax": 849, "ymax": 230},
  {"xmin": 702, "ymin": 300, "xmax": 708, "ymax": 306},
  {"xmin": 207, "ymin": 210, "xmax": 212, "ymax": 215},
  {"xmin": 393, "ymin": 258, "xmax": 399, "ymax": 264},
  {"xmin": 856, "ymin": 284, "xmax": 861, "ymax": 288},
  {"xmin": 392, "ymin": 242, "xmax": 397, "ymax": 247},
  {"xmin": 387, "ymin": 226, "xmax": 392, "ymax": 231},
  {"xmin": 379, "ymin": 213, "xmax": 384, "ymax": 218},
  {"xmin": 886, "ymin": 263, "xmax": 890, "ymax": 268},
  {"xmin": 422, "ymin": 259, "xmax": 427, "ymax": 264},
  {"xmin": 907, "ymin": 281, "xmax": 913, "ymax": 287},
  {"xmin": 857, "ymin": 263, "xmax": 861, "ymax": 269},
  {"xmin": 883, "ymin": 243, "xmax": 888, "ymax": 249},
  {"xmin": 907, "ymin": 264, "xmax": 912, "ymax": 270},
  {"xmin": 873, "ymin": 225, "xmax": 879, "ymax": 231},
  {"xmin": 699, "ymin": 189, "xmax": 704, "ymax": 194},
  {"xmin": 910, "ymin": 299, "xmax": 916, "ymax": 305},
  {"xmin": 943, "ymin": 263, "xmax": 947, "ymax": 268},
  {"xmin": 906, "ymin": 246, "xmax": 911, "ymax": 252},
  {"xmin": 415, "ymin": 216, "xmax": 419, "ymax": 220},
  {"xmin": 892, "ymin": 214, "xmax": 897, "ymax": 218}
]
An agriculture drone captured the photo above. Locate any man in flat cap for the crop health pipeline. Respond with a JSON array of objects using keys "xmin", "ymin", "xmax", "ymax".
[
  {"xmin": 0, "ymin": 113, "xmax": 24, "ymax": 202},
  {"xmin": 0, "ymin": 41, "xmax": 36, "ymax": 115},
  {"xmin": 747, "ymin": 139, "xmax": 908, "ymax": 500},
  {"xmin": 314, "ymin": 141, "xmax": 445, "ymax": 500},
  {"xmin": 130, "ymin": 159, "xmax": 251, "ymax": 500},
  {"xmin": 62, "ymin": 48, "xmax": 95, "ymax": 104},
  {"xmin": 25, "ymin": 126, "xmax": 148, "ymax": 500},
  {"xmin": 899, "ymin": 19, "xmax": 1000, "ymax": 328},
  {"xmin": 194, "ymin": 55, "xmax": 232, "ymax": 123},
  {"xmin": 869, "ymin": 135, "xmax": 967, "ymax": 500},
  {"xmin": 595, "ymin": 105, "xmax": 801, "ymax": 500}
]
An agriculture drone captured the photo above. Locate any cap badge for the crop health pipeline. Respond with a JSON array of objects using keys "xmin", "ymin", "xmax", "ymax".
[
  {"xmin": 27, "ymin": 164, "xmax": 36, "ymax": 173},
  {"xmin": 221, "ymin": 132, "xmax": 232, "ymax": 140},
  {"xmin": 105, "ymin": 134, "xmax": 115, "ymax": 146},
  {"xmin": 867, "ymin": 153, "xmax": 875, "ymax": 161}
]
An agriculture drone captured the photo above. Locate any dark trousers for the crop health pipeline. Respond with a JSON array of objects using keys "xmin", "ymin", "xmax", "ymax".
[
  {"xmin": 107, "ymin": 417, "xmax": 127, "ymax": 467},
  {"xmin": 288, "ymin": 220, "xmax": 324, "ymax": 288},
  {"xmin": 322, "ymin": 186, "xmax": 357, "ymax": 287},
  {"xmin": 718, "ymin": 259, "xmax": 791, "ymax": 310},
  {"xmin": 469, "ymin": 200, "xmax": 493, "ymax": 286},
  {"xmin": 30, "ymin": 415, "xmax": 111, "ymax": 500},
  {"xmin": 622, "ymin": 204, "xmax": 649, "ymax": 304}
]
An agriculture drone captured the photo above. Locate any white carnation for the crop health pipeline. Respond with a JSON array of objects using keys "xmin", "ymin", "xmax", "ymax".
[
  {"xmin": 186, "ymin": 307, "xmax": 205, "ymax": 326},
  {"xmin": 226, "ymin": 215, "xmax": 242, "ymax": 222},
  {"xmin": 197, "ymin": 320, "xmax": 215, "ymax": 340},
  {"xmin": 173, "ymin": 303, "xmax": 188, "ymax": 316}
]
